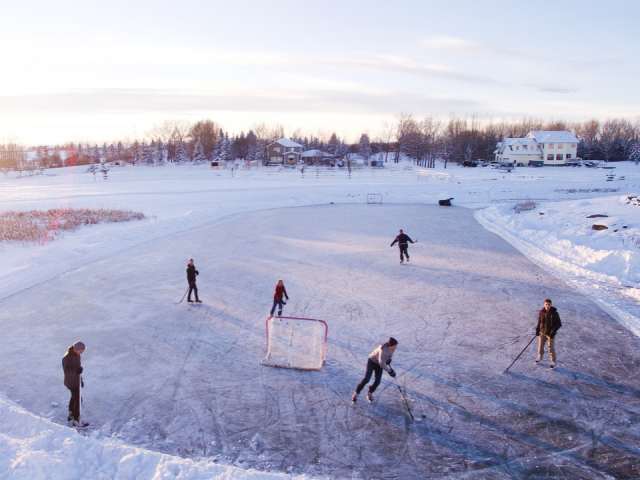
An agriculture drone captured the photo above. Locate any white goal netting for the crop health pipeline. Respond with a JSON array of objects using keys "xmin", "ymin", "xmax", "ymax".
[{"xmin": 261, "ymin": 316, "xmax": 328, "ymax": 370}]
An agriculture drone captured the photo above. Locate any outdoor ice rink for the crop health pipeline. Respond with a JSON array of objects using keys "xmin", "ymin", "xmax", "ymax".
[{"xmin": 1, "ymin": 202, "xmax": 639, "ymax": 479}]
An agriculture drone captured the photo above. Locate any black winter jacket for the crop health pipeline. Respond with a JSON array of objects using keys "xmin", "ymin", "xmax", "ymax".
[
  {"xmin": 187, "ymin": 264, "xmax": 199, "ymax": 284},
  {"xmin": 62, "ymin": 346, "xmax": 83, "ymax": 388},
  {"xmin": 536, "ymin": 306, "xmax": 562, "ymax": 338},
  {"xmin": 391, "ymin": 234, "xmax": 414, "ymax": 247}
]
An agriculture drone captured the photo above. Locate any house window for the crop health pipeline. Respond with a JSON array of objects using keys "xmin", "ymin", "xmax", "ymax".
[
  {"xmin": 566, "ymin": 154, "xmax": 572, "ymax": 159},
  {"xmin": 549, "ymin": 143, "xmax": 554, "ymax": 149},
  {"xmin": 556, "ymin": 154, "xmax": 564, "ymax": 160},
  {"xmin": 558, "ymin": 143, "xmax": 563, "ymax": 148},
  {"xmin": 547, "ymin": 154, "xmax": 554, "ymax": 160},
  {"xmin": 515, "ymin": 146, "xmax": 520, "ymax": 150},
  {"xmin": 530, "ymin": 146, "xmax": 535, "ymax": 150},
  {"xmin": 274, "ymin": 147, "xmax": 280, "ymax": 153},
  {"xmin": 571, "ymin": 143, "xmax": 576, "ymax": 147}
]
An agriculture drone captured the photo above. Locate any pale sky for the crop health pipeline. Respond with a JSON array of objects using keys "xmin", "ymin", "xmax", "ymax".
[{"xmin": 1, "ymin": 0, "xmax": 638, "ymax": 145}]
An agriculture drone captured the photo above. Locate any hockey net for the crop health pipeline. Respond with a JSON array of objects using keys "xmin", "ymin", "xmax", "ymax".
[
  {"xmin": 261, "ymin": 316, "xmax": 328, "ymax": 370},
  {"xmin": 367, "ymin": 193, "xmax": 382, "ymax": 204}
]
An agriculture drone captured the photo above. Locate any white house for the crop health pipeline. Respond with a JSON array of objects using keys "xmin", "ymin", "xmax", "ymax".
[{"xmin": 495, "ymin": 131, "xmax": 579, "ymax": 166}]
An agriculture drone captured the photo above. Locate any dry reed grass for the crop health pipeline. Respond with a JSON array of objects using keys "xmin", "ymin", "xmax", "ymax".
[
  {"xmin": 554, "ymin": 188, "xmax": 619, "ymax": 193},
  {"xmin": 0, "ymin": 208, "xmax": 146, "ymax": 245},
  {"xmin": 513, "ymin": 198, "xmax": 538, "ymax": 214}
]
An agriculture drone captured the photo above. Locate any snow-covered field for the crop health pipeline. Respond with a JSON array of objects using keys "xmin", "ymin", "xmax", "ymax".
[{"xmin": 1, "ymin": 162, "xmax": 639, "ymax": 479}]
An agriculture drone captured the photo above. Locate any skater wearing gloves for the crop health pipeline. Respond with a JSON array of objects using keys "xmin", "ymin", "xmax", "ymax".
[
  {"xmin": 62, "ymin": 341, "xmax": 89, "ymax": 427},
  {"xmin": 390, "ymin": 229, "xmax": 414, "ymax": 263},
  {"xmin": 270, "ymin": 279, "xmax": 289, "ymax": 317},
  {"xmin": 352, "ymin": 337, "xmax": 398, "ymax": 403},
  {"xmin": 186, "ymin": 258, "xmax": 201, "ymax": 303},
  {"xmin": 535, "ymin": 299, "xmax": 562, "ymax": 369}
]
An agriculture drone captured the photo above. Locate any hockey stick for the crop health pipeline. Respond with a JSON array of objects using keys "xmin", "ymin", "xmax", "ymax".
[
  {"xmin": 503, "ymin": 335, "xmax": 537, "ymax": 372},
  {"xmin": 394, "ymin": 377, "xmax": 424, "ymax": 422},
  {"xmin": 176, "ymin": 286, "xmax": 190, "ymax": 304}
]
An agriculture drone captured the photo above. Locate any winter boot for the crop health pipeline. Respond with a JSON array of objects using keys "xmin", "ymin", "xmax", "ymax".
[
  {"xmin": 367, "ymin": 391, "xmax": 374, "ymax": 403},
  {"xmin": 195, "ymin": 298, "xmax": 202, "ymax": 303},
  {"xmin": 550, "ymin": 362, "xmax": 557, "ymax": 369},
  {"xmin": 534, "ymin": 356, "xmax": 542, "ymax": 363},
  {"xmin": 67, "ymin": 411, "xmax": 73, "ymax": 422},
  {"xmin": 351, "ymin": 392, "xmax": 358, "ymax": 403},
  {"xmin": 187, "ymin": 298, "xmax": 194, "ymax": 303}
]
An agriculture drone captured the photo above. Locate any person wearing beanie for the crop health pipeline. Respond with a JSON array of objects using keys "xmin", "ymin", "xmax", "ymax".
[
  {"xmin": 352, "ymin": 337, "xmax": 398, "ymax": 403},
  {"xmin": 62, "ymin": 341, "xmax": 88, "ymax": 427},
  {"xmin": 535, "ymin": 299, "xmax": 562, "ymax": 369},
  {"xmin": 186, "ymin": 258, "xmax": 201, "ymax": 303},
  {"xmin": 390, "ymin": 229, "xmax": 414, "ymax": 264}
]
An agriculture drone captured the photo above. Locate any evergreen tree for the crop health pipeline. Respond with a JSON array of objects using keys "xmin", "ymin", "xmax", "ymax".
[
  {"xmin": 174, "ymin": 141, "xmax": 188, "ymax": 163},
  {"xmin": 155, "ymin": 141, "xmax": 167, "ymax": 166},
  {"xmin": 358, "ymin": 134, "xmax": 372, "ymax": 164},
  {"xmin": 193, "ymin": 141, "xmax": 207, "ymax": 164}
]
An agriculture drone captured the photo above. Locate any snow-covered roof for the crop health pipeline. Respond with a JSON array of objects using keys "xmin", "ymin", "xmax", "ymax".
[
  {"xmin": 503, "ymin": 138, "xmax": 537, "ymax": 146},
  {"xmin": 270, "ymin": 138, "xmax": 303, "ymax": 148},
  {"xmin": 301, "ymin": 149, "xmax": 335, "ymax": 158},
  {"xmin": 527, "ymin": 131, "xmax": 579, "ymax": 143}
]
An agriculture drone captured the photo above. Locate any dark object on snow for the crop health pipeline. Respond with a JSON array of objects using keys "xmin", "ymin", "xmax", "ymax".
[
  {"xmin": 439, "ymin": 198, "xmax": 454, "ymax": 206},
  {"xmin": 592, "ymin": 224, "xmax": 608, "ymax": 231},
  {"xmin": 587, "ymin": 214, "xmax": 608, "ymax": 218}
]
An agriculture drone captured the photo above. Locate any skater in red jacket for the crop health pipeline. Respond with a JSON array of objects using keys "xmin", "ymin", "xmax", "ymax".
[{"xmin": 270, "ymin": 279, "xmax": 289, "ymax": 317}]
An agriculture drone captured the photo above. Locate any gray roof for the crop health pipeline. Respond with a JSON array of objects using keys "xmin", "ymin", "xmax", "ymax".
[{"xmin": 301, "ymin": 149, "xmax": 335, "ymax": 158}]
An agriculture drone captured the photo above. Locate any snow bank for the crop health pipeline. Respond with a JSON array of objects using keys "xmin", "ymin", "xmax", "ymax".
[
  {"xmin": 0, "ymin": 395, "xmax": 313, "ymax": 480},
  {"xmin": 476, "ymin": 193, "xmax": 640, "ymax": 336}
]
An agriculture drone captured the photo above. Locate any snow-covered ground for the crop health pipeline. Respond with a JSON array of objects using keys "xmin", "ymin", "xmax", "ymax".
[{"xmin": 1, "ymin": 162, "xmax": 639, "ymax": 478}]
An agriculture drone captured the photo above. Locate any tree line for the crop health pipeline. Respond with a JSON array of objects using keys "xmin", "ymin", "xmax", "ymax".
[{"xmin": 2, "ymin": 115, "xmax": 640, "ymax": 173}]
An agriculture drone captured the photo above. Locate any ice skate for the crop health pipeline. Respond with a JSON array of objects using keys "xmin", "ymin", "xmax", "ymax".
[
  {"xmin": 367, "ymin": 391, "xmax": 373, "ymax": 403},
  {"xmin": 549, "ymin": 362, "xmax": 557, "ymax": 369},
  {"xmin": 351, "ymin": 392, "xmax": 358, "ymax": 403},
  {"xmin": 187, "ymin": 299, "xmax": 194, "ymax": 303},
  {"xmin": 534, "ymin": 356, "xmax": 542, "ymax": 363},
  {"xmin": 73, "ymin": 419, "xmax": 89, "ymax": 428}
]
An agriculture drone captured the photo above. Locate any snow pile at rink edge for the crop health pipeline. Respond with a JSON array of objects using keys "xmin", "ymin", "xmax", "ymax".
[
  {"xmin": 0, "ymin": 395, "xmax": 315, "ymax": 480},
  {"xmin": 475, "ymin": 202, "xmax": 640, "ymax": 338}
]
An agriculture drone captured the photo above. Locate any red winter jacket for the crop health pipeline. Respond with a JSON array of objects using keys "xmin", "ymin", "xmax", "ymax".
[{"xmin": 274, "ymin": 284, "xmax": 288, "ymax": 301}]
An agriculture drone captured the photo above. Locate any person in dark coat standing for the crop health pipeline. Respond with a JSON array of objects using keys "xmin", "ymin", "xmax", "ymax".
[
  {"xmin": 62, "ymin": 341, "xmax": 88, "ymax": 427},
  {"xmin": 535, "ymin": 299, "xmax": 562, "ymax": 369},
  {"xmin": 186, "ymin": 258, "xmax": 201, "ymax": 303},
  {"xmin": 390, "ymin": 229, "xmax": 414, "ymax": 263},
  {"xmin": 270, "ymin": 279, "xmax": 289, "ymax": 317},
  {"xmin": 352, "ymin": 337, "xmax": 398, "ymax": 403}
]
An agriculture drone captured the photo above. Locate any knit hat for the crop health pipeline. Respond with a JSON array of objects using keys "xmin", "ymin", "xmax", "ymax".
[
  {"xmin": 73, "ymin": 341, "xmax": 86, "ymax": 351},
  {"xmin": 388, "ymin": 337, "xmax": 398, "ymax": 347}
]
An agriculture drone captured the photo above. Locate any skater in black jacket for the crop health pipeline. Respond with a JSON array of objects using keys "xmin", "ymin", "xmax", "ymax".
[
  {"xmin": 62, "ymin": 341, "xmax": 88, "ymax": 427},
  {"xmin": 535, "ymin": 299, "xmax": 562, "ymax": 369},
  {"xmin": 390, "ymin": 229, "xmax": 414, "ymax": 263},
  {"xmin": 186, "ymin": 258, "xmax": 201, "ymax": 303}
]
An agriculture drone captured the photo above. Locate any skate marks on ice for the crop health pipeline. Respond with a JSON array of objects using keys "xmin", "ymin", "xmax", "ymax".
[{"xmin": 0, "ymin": 204, "xmax": 639, "ymax": 478}]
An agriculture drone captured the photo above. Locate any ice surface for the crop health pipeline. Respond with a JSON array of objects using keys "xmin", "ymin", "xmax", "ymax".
[
  {"xmin": 1, "ymin": 163, "xmax": 640, "ymax": 478},
  {"xmin": 2, "ymin": 201, "xmax": 639, "ymax": 478}
]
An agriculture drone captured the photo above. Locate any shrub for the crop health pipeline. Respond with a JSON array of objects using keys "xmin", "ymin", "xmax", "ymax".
[{"xmin": 513, "ymin": 198, "xmax": 537, "ymax": 214}]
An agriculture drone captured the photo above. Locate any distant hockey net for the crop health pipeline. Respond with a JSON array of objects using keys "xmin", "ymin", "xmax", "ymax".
[
  {"xmin": 367, "ymin": 193, "xmax": 382, "ymax": 204},
  {"xmin": 261, "ymin": 316, "xmax": 328, "ymax": 370}
]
